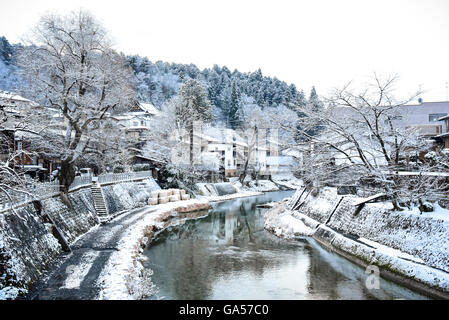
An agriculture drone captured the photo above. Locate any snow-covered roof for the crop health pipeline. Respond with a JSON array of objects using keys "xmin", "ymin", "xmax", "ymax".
[
  {"xmin": 203, "ymin": 127, "xmax": 247, "ymax": 146},
  {"xmin": 111, "ymin": 114, "xmax": 134, "ymax": 121},
  {"xmin": 0, "ymin": 91, "xmax": 38, "ymax": 106},
  {"xmin": 0, "ymin": 91, "xmax": 31, "ymax": 102},
  {"xmin": 138, "ymin": 102, "xmax": 160, "ymax": 115},
  {"xmin": 438, "ymin": 114, "xmax": 449, "ymax": 121},
  {"xmin": 282, "ymin": 148, "xmax": 302, "ymax": 158}
]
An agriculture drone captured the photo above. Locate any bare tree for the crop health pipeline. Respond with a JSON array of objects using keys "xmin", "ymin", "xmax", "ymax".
[
  {"xmin": 17, "ymin": 10, "xmax": 135, "ymax": 192},
  {"xmin": 291, "ymin": 74, "xmax": 446, "ymax": 210},
  {"xmin": 237, "ymin": 100, "xmax": 298, "ymax": 184}
]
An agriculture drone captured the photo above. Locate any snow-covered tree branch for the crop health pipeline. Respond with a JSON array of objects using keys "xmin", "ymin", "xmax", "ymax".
[{"xmin": 17, "ymin": 10, "xmax": 135, "ymax": 192}]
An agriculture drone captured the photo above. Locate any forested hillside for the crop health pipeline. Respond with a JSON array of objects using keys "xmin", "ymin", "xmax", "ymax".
[
  {"xmin": 0, "ymin": 36, "xmax": 20, "ymax": 91},
  {"xmin": 0, "ymin": 35, "xmax": 316, "ymax": 129},
  {"xmin": 127, "ymin": 56, "xmax": 310, "ymax": 128}
]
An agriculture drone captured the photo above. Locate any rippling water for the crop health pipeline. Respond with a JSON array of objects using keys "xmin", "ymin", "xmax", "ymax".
[{"xmin": 143, "ymin": 190, "xmax": 427, "ymax": 300}]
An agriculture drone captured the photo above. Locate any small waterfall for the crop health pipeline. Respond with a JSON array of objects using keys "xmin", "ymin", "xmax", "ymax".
[{"xmin": 196, "ymin": 182, "xmax": 237, "ymax": 196}]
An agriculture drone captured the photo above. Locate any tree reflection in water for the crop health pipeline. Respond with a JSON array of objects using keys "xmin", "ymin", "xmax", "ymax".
[{"xmin": 144, "ymin": 191, "xmax": 427, "ymax": 300}]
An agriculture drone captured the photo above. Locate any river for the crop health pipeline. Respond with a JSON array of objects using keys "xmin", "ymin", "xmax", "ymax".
[{"xmin": 143, "ymin": 190, "xmax": 427, "ymax": 300}]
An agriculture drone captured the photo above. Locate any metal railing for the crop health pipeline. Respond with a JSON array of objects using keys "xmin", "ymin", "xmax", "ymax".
[
  {"xmin": 0, "ymin": 181, "xmax": 60, "ymax": 212},
  {"xmin": 68, "ymin": 175, "xmax": 93, "ymax": 191},
  {"xmin": 0, "ymin": 171, "xmax": 153, "ymax": 212},
  {"xmin": 98, "ymin": 171, "xmax": 152, "ymax": 185}
]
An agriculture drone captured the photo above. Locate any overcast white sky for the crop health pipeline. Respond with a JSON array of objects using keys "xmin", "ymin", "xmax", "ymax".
[{"xmin": 1, "ymin": 0, "xmax": 449, "ymax": 101}]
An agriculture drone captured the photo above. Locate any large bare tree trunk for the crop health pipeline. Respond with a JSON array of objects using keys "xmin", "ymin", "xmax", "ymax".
[{"xmin": 59, "ymin": 160, "xmax": 75, "ymax": 194}]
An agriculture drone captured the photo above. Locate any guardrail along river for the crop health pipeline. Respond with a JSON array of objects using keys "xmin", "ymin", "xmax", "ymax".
[{"xmin": 144, "ymin": 190, "xmax": 427, "ymax": 300}]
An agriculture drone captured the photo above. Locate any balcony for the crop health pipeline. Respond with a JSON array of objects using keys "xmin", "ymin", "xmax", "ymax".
[{"xmin": 406, "ymin": 124, "xmax": 443, "ymax": 137}]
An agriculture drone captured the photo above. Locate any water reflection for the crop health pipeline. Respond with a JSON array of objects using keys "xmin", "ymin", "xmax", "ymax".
[{"xmin": 144, "ymin": 191, "xmax": 427, "ymax": 300}]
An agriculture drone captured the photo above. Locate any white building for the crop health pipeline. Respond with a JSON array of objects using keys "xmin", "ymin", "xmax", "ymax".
[
  {"xmin": 394, "ymin": 101, "xmax": 449, "ymax": 137},
  {"xmin": 112, "ymin": 102, "xmax": 160, "ymax": 141},
  {"xmin": 173, "ymin": 124, "xmax": 295, "ymax": 178}
]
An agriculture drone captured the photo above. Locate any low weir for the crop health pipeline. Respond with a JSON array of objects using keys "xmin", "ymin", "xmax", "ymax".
[{"xmin": 196, "ymin": 182, "xmax": 237, "ymax": 197}]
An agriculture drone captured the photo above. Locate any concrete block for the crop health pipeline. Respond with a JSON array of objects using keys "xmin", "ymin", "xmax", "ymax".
[
  {"xmin": 158, "ymin": 196, "xmax": 169, "ymax": 204},
  {"xmin": 181, "ymin": 194, "xmax": 190, "ymax": 201},
  {"xmin": 150, "ymin": 191, "xmax": 160, "ymax": 198},
  {"xmin": 159, "ymin": 190, "xmax": 168, "ymax": 197}
]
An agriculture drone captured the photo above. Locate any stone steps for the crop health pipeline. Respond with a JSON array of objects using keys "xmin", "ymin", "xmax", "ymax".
[{"xmin": 91, "ymin": 185, "xmax": 109, "ymax": 223}]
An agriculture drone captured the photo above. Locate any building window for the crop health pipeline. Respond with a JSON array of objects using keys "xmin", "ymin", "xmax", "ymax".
[
  {"xmin": 429, "ymin": 113, "xmax": 447, "ymax": 122},
  {"xmin": 267, "ymin": 151, "xmax": 271, "ymax": 157}
]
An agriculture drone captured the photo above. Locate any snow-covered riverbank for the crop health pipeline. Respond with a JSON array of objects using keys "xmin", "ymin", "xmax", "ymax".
[
  {"xmin": 198, "ymin": 190, "xmax": 263, "ymax": 202},
  {"xmin": 196, "ymin": 177, "xmax": 303, "ymax": 203},
  {"xmin": 96, "ymin": 199, "xmax": 210, "ymax": 300},
  {"xmin": 264, "ymin": 187, "xmax": 449, "ymax": 299}
]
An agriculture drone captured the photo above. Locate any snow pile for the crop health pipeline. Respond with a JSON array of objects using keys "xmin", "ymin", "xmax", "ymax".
[
  {"xmin": 264, "ymin": 202, "xmax": 314, "ymax": 239},
  {"xmin": 247, "ymin": 180, "xmax": 279, "ymax": 192},
  {"xmin": 96, "ymin": 199, "xmax": 209, "ymax": 300}
]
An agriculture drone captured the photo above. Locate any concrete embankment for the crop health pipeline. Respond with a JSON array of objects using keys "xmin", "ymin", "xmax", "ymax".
[
  {"xmin": 264, "ymin": 187, "xmax": 449, "ymax": 299},
  {"xmin": 0, "ymin": 178, "xmax": 159, "ymax": 299},
  {"xmin": 97, "ymin": 199, "xmax": 210, "ymax": 300}
]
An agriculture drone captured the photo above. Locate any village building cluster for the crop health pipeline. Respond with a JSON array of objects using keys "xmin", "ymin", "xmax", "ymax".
[{"xmin": 1, "ymin": 89, "xmax": 449, "ymax": 185}]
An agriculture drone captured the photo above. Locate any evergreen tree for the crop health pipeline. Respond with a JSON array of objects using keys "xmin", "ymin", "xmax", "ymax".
[
  {"xmin": 0, "ymin": 36, "xmax": 14, "ymax": 64},
  {"xmin": 228, "ymin": 80, "xmax": 242, "ymax": 129},
  {"xmin": 172, "ymin": 79, "xmax": 214, "ymax": 164},
  {"xmin": 309, "ymin": 86, "xmax": 321, "ymax": 112}
]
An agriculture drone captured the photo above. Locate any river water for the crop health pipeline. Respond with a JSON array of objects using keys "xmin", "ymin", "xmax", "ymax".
[{"xmin": 143, "ymin": 190, "xmax": 427, "ymax": 300}]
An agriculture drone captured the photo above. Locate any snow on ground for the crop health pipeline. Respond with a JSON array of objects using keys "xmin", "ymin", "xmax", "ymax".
[
  {"xmin": 246, "ymin": 180, "xmax": 279, "ymax": 192},
  {"xmin": 272, "ymin": 177, "xmax": 303, "ymax": 190},
  {"xmin": 0, "ymin": 286, "xmax": 22, "ymax": 301},
  {"xmin": 62, "ymin": 251, "xmax": 100, "ymax": 289},
  {"xmin": 96, "ymin": 199, "xmax": 209, "ymax": 300},
  {"xmin": 328, "ymin": 228, "xmax": 449, "ymax": 293},
  {"xmin": 401, "ymin": 203, "xmax": 449, "ymax": 222},
  {"xmin": 264, "ymin": 202, "xmax": 314, "ymax": 239},
  {"xmin": 357, "ymin": 237, "xmax": 424, "ymax": 264},
  {"xmin": 230, "ymin": 178, "xmax": 279, "ymax": 193}
]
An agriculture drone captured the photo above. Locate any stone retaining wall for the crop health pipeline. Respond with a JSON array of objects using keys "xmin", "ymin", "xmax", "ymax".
[
  {"xmin": 294, "ymin": 188, "xmax": 449, "ymax": 274},
  {"xmin": 0, "ymin": 178, "xmax": 160, "ymax": 299}
]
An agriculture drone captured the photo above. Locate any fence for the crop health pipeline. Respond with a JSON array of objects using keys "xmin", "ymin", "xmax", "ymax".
[
  {"xmin": 67, "ymin": 175, "xmax": 93, "ymax": 191},
  {"xmin": 0, "ymin": 171, "xmax": 153, "ymax": 212},
  {"xmin": 0, "ymin": 181, "xmax": 60, "ymax": 212},
  {"xmin": 98, "ymin": 171, "xmax": 152, "ymax": 185}
]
